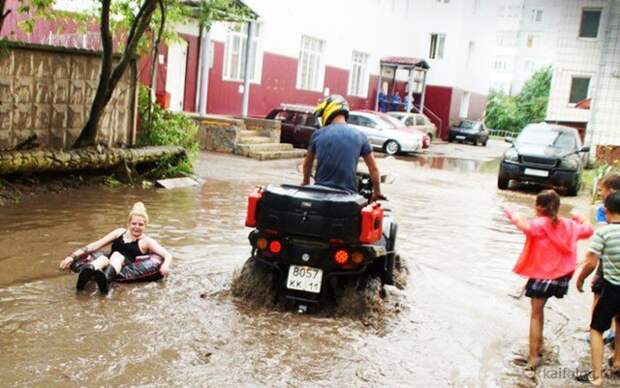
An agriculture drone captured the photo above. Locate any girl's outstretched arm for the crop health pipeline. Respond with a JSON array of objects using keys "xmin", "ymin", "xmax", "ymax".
[{"xmin": 504, "ymin": 207, "xmax": 530, "ymax": 233}]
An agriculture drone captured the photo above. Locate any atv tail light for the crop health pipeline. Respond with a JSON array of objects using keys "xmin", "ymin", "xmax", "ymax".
[
  {"xmin": 256, "ymin": 237, "xmax": 268, "ymax": 250},
  {"xmin": 268, "ymin": 240, "xmax": 282, "ymax": 254},
  {"xmin": 351, "ymin": 251, "xmax": 364, "ymax": 264},
  {"xmin": 333, "ymin": 249, "xmax": 349, "ymax": 265}
]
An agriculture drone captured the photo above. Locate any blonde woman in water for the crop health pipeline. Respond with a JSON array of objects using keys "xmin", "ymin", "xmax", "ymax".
[{"xmin": 59, "ymin": 202, "xmax": 172, "ymax": 294}]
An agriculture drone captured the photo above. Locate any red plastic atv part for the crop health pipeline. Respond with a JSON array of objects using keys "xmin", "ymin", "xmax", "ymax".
[
  {"xmin": 359, "ymin": 202, "xmax": 383, "ymax": 243},
  {"xmin": 245, "ymin": 187, "xmax": 263, "ymax": 227}
]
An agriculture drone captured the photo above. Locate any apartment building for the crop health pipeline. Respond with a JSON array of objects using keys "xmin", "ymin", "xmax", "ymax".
[
  {"xmin": 490, "ymin": 0, "xmax": 561, "ymax": 95},
  {"xmin": 546, "ymin": 0, "xmax": 620, "ymax": 145}
]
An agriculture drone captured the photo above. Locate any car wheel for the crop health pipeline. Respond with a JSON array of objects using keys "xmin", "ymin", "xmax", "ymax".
[
  {"xmin": 384, "ymin": 140, "xmax": 400, "ymax": 155},
  {"xmin": 482, "ymin": 138, "xmax": 488, "ymax": 147},
  {"xmin": 473, "ymin": 138, "xmax": 479, "ymax": 146},
  {"xmin": 427, "ymin": 133, "xmax": 433, "ymax": 142},
  {"xmin": 448, "ymin": 136, "xmax": 453, "ymax": 143},
  {"xmin": 567, "ymin": 178, "xmax": 581, "ymax": 197},
  {"xmin": 497, "ymin": 174, "xmax": 509, "ymax": 190}
]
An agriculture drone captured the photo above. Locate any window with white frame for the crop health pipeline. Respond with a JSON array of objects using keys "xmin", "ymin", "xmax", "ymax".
[
  {"xmin": 493, "ymin": 58, "xmax": 509, "ymax": 73},
  {"xmin": 296, "ymin": 35, "xmax": 325, "ymax": 91},
  {"xmin": 579, "ymin": 8, "xmax": 602, "ymax": 38},
  {"xmin": 530, "ymin": 9, "xmax": 543, "ymax": 22},
  {"xmin": 569, "ymin": 76, "xmax": 590, "ymax": 103},
  {"xmin": 523, "ymin": 59, "xmax": 535, "ymax": 73},
  {"xmin": 348, "ymin": 51, "xmax": 369, "ymax": 97},
  {"xmin": 429, "ymin": 33, "xmax": 446, "ymax": 60},
  {"xmin": 223, "ymin": 22, "xmax": 263, "ymax": 83},
  {"xmin": 526, "ymin": 35, "xmax": 536, "ymax": 48}
]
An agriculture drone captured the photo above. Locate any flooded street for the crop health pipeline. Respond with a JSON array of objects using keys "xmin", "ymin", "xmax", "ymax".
[{"xmin": 0, "ymin": 141, "xmax": 607, "ymax": 387}]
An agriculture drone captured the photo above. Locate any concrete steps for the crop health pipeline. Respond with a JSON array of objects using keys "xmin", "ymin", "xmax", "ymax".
[
  {"xmin": 248, "ymin": 149, "xmax": 306, "ymax": 161},
  {"xmin": 234, "ymin": 130, "xmax": 306, "ymax": 160}
]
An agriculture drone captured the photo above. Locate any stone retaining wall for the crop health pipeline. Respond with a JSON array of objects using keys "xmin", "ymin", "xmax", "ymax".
[
  {"xmin": 193, "ymin": 115, "xmax": 282, "ymax": 153},
  {"xmin": 194, "ymin": 115, "xmax": 244, "ymax": 152},
  {"xmin": 236, "ymin": 117, "xmax": 280, "ymax": 141},
  {"xmin": 0, "ymin": 42, "xmax": 137, "ymax": 150}
]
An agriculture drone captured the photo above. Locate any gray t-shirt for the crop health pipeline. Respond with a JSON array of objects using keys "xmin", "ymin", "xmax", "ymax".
[{"xmin": 308, "ymin": 123, "xmax": 372, "ymax": 193}]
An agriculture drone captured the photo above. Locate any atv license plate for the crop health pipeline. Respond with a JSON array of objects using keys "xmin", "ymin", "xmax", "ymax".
[
  {"xmin": 287, "ymin": 265, "xmax": 323, "ymax": 293},
  {"xmin": 524, "ymin": 168, "xmax": 549, "ymax": 177}
]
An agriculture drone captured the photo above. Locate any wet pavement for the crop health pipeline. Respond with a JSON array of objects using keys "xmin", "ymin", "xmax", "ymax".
[{"xmin": 0, "ymin": 139, "xmax": 614, "ymax": 387}]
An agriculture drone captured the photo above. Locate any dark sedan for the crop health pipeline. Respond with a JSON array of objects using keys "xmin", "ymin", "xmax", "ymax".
[
  {"xmin": 448, "ymin": 120, "xmax": 489, "ymax": 146},
  {"xmin": 497, "ymin": 123, "xmax": 589, "ymax": 196}
]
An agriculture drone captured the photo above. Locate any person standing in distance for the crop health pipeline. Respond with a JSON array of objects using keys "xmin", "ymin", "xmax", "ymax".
[{"xmin": 302, "ymin": 95, "xmax": 384, "ymax": 202}]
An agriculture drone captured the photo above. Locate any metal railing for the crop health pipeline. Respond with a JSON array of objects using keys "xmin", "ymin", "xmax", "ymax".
[
  {"xmin": 410, "ymin": 105, "xmax": 444, "ymax": 134},
  {"xmin": 489, "ymin": 128, "xmax": 515, "ymax": 139}
]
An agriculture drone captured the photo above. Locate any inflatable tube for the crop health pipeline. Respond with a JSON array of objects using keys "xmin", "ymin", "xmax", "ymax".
[{"xmin": 71, "ymin": 252, "xmax": 164, "ymax": 283}]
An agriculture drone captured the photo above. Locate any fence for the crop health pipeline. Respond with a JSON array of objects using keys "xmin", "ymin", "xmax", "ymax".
[{"xmin": 489, "ymin": 128, "xmax": 515, "ymax": 139}]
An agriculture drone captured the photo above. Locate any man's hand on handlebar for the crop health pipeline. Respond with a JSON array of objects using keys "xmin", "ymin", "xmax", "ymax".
[{"xmin": 372, "ymin": 193, "xmax": 387, "ymax": 202}]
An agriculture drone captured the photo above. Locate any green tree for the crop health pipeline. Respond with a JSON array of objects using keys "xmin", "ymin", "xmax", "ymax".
[
  {"xmin": 515, "ymin": 66, "xmax": 552, "ymax": 127},
  {"xmin": 485, "ymin": 66, "xmax": 552, "ymax": 134}
]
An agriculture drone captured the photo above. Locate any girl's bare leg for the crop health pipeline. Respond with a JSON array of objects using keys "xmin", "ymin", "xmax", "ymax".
[{"xmin": 529, "ymin": 297, "xmax": 547, "ymax": 369}]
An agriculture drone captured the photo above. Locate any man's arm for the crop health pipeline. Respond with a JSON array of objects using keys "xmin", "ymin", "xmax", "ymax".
[
  {"xmin": 302, "ymin": 151, "xmax": 315, "ymax": 186},
  {"xmin": 576, "ymin": 251, "xmax": 599, "ymax": 292},
  {"xmin": 363, "ymin": 153, "xmax": 383, "ymax": 201}
]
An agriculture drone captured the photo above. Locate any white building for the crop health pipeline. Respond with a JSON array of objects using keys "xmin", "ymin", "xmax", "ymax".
[
  {"xmin": 490, "ymin": 0, "xmax": 561, "ymax": 95},
  {"xmin": 193, "ymin": 0, "xmax": 500, "ymax": 138},
  {"xmin": 546, "ymin": 0, "xmax": 620, "ymax": 146}
]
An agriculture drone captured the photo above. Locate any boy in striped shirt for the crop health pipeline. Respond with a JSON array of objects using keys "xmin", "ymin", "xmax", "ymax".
[{"xmin": 577, "ymin": 191, "xmax": 620, "ymax": 386}]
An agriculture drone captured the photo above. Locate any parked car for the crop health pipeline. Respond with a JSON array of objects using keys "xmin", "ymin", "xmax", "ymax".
[
  {"xmin": 348, "ymin": 110, "xmax": 429, "ymax": 155},
  {"xmin": 266, "ymin": 104, "xmax": 320, "ymax": 148},
  {"xmin": 387, "ymin": 112, "xmax": 438, "ymax": 141},
  {"xmin": 448, "ymin": 120, "xmax": 489, "ymax": 146},
  {"xmin": 497, "ymin": 123, "xmax": 589, "ymax": 196}
]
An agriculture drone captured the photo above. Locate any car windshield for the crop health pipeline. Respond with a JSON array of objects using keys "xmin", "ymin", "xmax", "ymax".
[
  {"xmin": 459, "ymin": 120, "xmax": 477, "ymax": 129},
  {"xmin": 516, "ymin": 129, "xmax": 576, "ymax": 149}
]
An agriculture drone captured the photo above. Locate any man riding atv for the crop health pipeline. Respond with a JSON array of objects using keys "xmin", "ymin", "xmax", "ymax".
[
  {"xmin": 242, "ymin": 95, "xmax": 398, "ymax": 312},
  {"xmin": 302, "ymin": 94, "xmax": 384, "ymax": 202}
]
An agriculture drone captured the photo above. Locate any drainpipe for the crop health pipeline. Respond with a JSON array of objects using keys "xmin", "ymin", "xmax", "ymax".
[
  {"xmin": 198, "ymin": 27, "xmax": 211, "ymax": 116},
  {"xmin": 374, "ymin": 68, "xmax": 383, "ymax": 111},
  {"xmin": 585, "ymin": 0, "xmax": 615, "ymax": 154},
  {"xmin": 241, "ymin": 21, "xmax": 254, "ymax": 116},
  {"xmin": 194, "ymin": 24, "xmax": 203, "ymax": 113}
]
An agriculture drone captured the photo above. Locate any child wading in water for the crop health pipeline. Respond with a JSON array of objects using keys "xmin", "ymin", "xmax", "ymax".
[
  {"xmin": 505, "ymin": 190, "xmax": 593, "ymax": 369},
  {"xmin": 577, "ymin": 191, "xmax": 620, "ymax": 386}
]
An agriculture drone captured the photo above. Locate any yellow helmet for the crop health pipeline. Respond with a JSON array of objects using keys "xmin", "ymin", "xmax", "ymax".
[{"xmin": 314, "ymin": 94, "xmax": 350, "ymax": 127}]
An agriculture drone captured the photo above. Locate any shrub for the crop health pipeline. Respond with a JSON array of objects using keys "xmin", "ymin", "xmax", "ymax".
[{"xmin": 136, "ymin": 86, "xmax": 199, "ymax": 177}]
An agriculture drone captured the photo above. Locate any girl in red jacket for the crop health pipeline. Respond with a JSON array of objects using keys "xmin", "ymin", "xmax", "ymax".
[{"xmin": 505, "ymin": 189, "xmax": 593, "ymax": 370}]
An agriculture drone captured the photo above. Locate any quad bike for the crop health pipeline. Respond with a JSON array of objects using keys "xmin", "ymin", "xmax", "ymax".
[{"xmin": 242, "ymin": 172, "xmax": 398, "ymax": 312}]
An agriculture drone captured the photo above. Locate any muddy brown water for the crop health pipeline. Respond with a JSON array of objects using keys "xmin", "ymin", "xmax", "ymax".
[{"xmin": 0, "ymin": 151, "xmax": 611, "ymax": 387}]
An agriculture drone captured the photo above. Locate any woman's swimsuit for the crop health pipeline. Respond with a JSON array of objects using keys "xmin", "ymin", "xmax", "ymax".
[{"xmin": 110, "ymin": 230, "xmax": 144, "ymax": 263}]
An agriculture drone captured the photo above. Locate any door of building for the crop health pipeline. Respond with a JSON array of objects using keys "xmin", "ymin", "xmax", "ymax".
[{"xmin": 166, "ymin": 40, "xmax": 188, "ymax": 112}]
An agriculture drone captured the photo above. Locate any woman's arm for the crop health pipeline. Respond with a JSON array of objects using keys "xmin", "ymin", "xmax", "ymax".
[
  {"xmin": 144, "ymin": 237, "xmax": 173, "ymax": 276},
  {"xmin": 59, "ymin": 228, "xmax": 124, "ymax": 270}
]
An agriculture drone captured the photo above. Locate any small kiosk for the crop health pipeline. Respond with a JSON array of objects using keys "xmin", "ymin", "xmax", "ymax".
[{"xmin": 374, "ymin": 57, "xmax": 430, "ymax": 113}]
